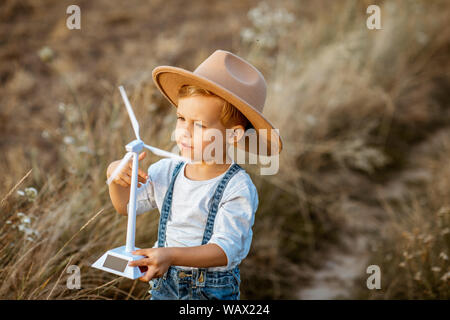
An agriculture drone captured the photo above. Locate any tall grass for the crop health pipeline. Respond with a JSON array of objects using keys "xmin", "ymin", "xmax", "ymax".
[
  {"xmin": 238, "ymin": 0, "xmax": 450, "ymax": 298},
  {"xmin": 355, "ymin": 129, "xmax": 450, "ymax": 299},
  {"xmin": 0, "ymin": 78, "xmax": 171, "ymax": 299},
  {"xmin": 1, "ymin": 0, "xmax": 449, "ymax": 299}
]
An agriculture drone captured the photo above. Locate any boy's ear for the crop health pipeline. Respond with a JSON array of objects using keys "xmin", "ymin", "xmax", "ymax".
[{"xmin": 226, "ymin": 125, "xmax": 245, "ymax": 144}]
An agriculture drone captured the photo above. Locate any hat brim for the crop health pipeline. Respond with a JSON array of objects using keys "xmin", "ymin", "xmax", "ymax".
[{"xmin": 152, "ymin": 66, "xmax": 283, "ymax": 157}]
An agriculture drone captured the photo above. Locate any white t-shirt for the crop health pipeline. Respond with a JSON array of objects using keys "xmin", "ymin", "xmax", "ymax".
[{"xmin": 127, "ymin": 158, "xmax": 259, "ymax": 271}]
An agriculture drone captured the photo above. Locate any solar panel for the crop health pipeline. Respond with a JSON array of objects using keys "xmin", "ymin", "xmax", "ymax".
[{"xmin": 103, "ymin": 255, "xmax": 128, "ymax": 272}]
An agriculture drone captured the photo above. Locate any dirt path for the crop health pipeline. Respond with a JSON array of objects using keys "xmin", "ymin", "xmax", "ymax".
[
  {"xmin": 297, "ymin": 206, "xmax": 379, "ymax": 299},
  {"xmin": 297, "ymin": 128, "xmax": 446, "ymax": 299}
]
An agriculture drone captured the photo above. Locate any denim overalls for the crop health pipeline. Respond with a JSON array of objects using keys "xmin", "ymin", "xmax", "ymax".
[{"xmin": 149, "ymin": 161, "xmax": 243, "ymax": 300}]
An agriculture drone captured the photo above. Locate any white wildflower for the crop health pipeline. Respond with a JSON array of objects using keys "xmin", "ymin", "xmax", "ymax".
[
  {"xmin": 148, "ymin": 103, "xmax": 158, "ymax": 112},
  {"xmin": 24, "ymin": 187, "xmax": 38, "ymax": 200},
  {"xmin": 38, "ymin": 46, "xmax": 54, "ymax": 63},
  {"xmin": 63, "ymin": 136, "xmax": 75, "ymax": 145},
  {"xmin": 21, "ymin": 216, "xmax": 31, "ymax": 224},
  {"xmin": 68, "ymin": 166, "xmax": 77, "ymax": 174},
  {"xmin": 402, "ymin": 251, "xmax": 413, "ymax": 259},
  {"xmin": 423, "ymin": 235, "xmax": 433, "ymax": 244},
  {"xmin": 439, "ymin": 252, "xmax": 448, "ymax": 261},
  {"xmin": 414, "ymin": 271, "xmax": 421, "ymax": 281},
  {"xmin": 441, "ymin": 272, "xmax": 450, "ymax": 282},
  {"xmin": 273, "ymin": 82, "xmax": 282, "ymax": 92},
  {"xmin": 242, "ymin": 1, "xmax": 295, "ymax": 49},
  {"xmin": 431, "ymin": 267, "xmax": 441, "ymax": 273},
  {"xmin": 58, "ymin": 102, "xmax": 66, "ymax": 113},
  {"xmin": 17, "ymin": 221, "xmax": 40, "ymax": 240},
  {"xmin": 41, "ymin": 130, "xmax": 50, "ymax": 139},
  {"xmin": 24, "ymin": 227, "xmax": 34, "ymax": 236},
  {"xmin": 416, "ymin": 31, "xmax": 428, "ymax": 45},
  {"xmin": 240, "ymin": 28, "xmax": 256, "ymax": 43},
  {"xmin": 306, "ymin": 115, "xmax": 317, "ymax": 126},
  {"xmin": 65, "ymin": 104, "xmax": 80, "ymax": 123},
  {"xmin": 77, "ymin": 145, "xmax": 94, "ymax": 154},
  {"xmin": 437, "ymin": 206, "xmax": 450, "ymax": 217}
]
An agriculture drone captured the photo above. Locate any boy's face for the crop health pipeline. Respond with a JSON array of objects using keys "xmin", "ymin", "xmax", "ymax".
[{"xmin": 175, "ymin": 95, "xmax": 232, "ymax": 164}]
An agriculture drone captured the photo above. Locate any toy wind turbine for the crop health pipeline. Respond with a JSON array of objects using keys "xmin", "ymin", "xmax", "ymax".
[{"xmin": 92, "ymin": 85, "xmax": 192, "ymax": 279}]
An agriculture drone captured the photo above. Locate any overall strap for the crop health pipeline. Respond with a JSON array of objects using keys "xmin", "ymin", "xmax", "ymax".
[
  {"xmin": 197, "ymin": 163, "xmax": 242, "ymax": 279},
  {"xmin": 157, "ymin": 161, "xmax": 185, "ymax": 248},
  {"xmin": 201, "ymin": 163, "xmax": 242, "ymax": 245}
]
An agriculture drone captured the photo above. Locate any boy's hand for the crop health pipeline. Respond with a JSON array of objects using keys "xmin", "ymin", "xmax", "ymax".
[
  {"xmin": 129, "ymin": 248, "xmax": 173, "ymax": 282},
  {"xmin": 107, "ymin": 151, "xmax": 148, "ymax": 187}
]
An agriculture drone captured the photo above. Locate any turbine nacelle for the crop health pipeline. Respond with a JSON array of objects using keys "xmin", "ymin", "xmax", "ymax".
[{"xmin": 125, "ymin": 140, "xmax": 144, "ymax": 153}]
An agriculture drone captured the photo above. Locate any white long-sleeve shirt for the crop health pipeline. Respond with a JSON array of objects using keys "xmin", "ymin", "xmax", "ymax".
[{"xmin": 127, "ymin": 158, "xmax": 259, "ymax": 271}]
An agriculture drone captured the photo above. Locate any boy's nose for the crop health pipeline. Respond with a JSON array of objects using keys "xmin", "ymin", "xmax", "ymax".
[{"xmin": 176, "ymin": 124, "xmax": 192, "ymax": 135}]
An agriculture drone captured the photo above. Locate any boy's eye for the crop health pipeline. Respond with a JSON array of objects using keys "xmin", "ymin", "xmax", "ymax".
[{"xmin": 177, "ymin": 116, "xmax": 206, "ymax": 128}]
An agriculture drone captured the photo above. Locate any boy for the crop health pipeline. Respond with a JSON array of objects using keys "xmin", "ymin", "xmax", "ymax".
[{"xmin": 106, "ymin": 50, "xmax": 282, "ymax": 299}]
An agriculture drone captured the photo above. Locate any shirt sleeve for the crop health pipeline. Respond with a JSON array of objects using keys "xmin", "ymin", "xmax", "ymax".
[
  {"xmin": 207, "ymin": 183, "xmax": 259, "ymax": 269},
  {"xmin": 126, "ymin": 176, "xmax": 157, "ymax": 216}
]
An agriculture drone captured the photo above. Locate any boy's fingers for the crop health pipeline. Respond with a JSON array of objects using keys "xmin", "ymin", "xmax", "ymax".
[
  {"xmin": 117, "ymin": 172, "xmax": 147, "ymax": 185},
  {"xmin": 113, "ymin": 175, "xmax": 129, "ymax": 187},
  {"xmin": 124, "ymin": 165, "xmax": 147, "ymax": 179},
  {"xmin": 123, "ymin": 171, "xmax": 147, "ymax": 184},
  {"xmin": 127, "ymin": 152, "xmax": 146, "ymax": 167},
  {"xmin": 139, "ymin": 169, "xmax": 148, "ymax": 179},
  {"xmin": 114, "ymin": 180, "xmax": 126, "ymax": 187},
  {"xmin": 124, "ymin": 152, "xmax": 145, "ymax": 169},
  {"xmin": 140, "ymin": 266, "xmax": 157, "ymax": 282},
  {"xmin": 125, "ymin": 168, "xmax": 145, "ymax": 179},
  {"xmin": 128, "ymin": 257, "xmax": 152, "ymax": 267},
  {"xmin": 131, "ymin": 248, "xmax": 149, "ymax": 256},
  {"xmin": 120, "ymin": 174, "xmax": 131, "ymax": 185},
  {"xmin": 138, "ymin": 151, "xmax": 146, "ymax": 161},
  {"xmin": 117, "ymin": 178, "xmax": 127, "ymax": 187}
]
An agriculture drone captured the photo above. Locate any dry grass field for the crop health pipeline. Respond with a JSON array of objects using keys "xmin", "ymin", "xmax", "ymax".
[{"xmin": 0, "ymin": 0, "xmax": 449, "ymax": 299}]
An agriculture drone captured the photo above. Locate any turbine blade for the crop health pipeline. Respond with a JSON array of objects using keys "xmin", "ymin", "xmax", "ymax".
[
  {"xmin": 118, "ymin": 86, "xmax": 140, "ymax": 141},
  {"xmin": 143, "ymin": 144, "xmax": 192, "ymax": 163},
  {"xmin": 106, "ymin": 152, "xmax": 133, "ymax": 185}
]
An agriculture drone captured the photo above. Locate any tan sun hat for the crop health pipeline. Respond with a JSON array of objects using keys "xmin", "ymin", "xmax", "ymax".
[{"xmin": 152, "ymin": 49, "xmax": 282, "ymax": 156}]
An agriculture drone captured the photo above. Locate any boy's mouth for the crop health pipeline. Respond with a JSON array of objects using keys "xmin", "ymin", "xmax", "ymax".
[{"xmin": 181, "ymin": 142, "xmax": 193, "ymax": 149}]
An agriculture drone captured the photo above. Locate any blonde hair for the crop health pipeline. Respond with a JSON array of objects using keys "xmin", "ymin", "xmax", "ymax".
[{"xmin": 177, "ymin": 85, "xmax": 253, "ymax": 130}]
